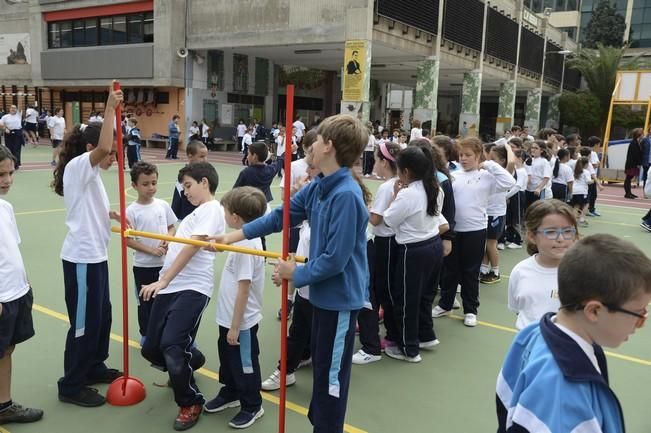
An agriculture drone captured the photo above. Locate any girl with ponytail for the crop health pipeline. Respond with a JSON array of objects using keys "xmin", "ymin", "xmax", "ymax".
[{"xmin": 382, "ymin": 146, "xmax": 447, "ymax": 362}]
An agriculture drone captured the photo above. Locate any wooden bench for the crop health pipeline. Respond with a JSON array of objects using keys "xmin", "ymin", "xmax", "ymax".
[{"xmin": 143, "ymin": 137, "xmax": 168, "ymax": 149}]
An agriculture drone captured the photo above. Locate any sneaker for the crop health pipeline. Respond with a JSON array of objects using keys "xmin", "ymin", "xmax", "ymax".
[
  {"xmin": 384, "ymin": 346, "xmax": 422, "ymax": 363},
  {"xmin": 497, "ymin": 243, "xmax": 505, "ymax": 250},
  {"xmin": 364, "ymin": 174, "xmax": 371, "ymax": 178},
  {"xmin": 260, "ymin": 369, "xmax": 296, "ymax": 391},
  {"xmin": 352, "ymin": 349, "xmax": 382, "ymax": 365},
  {"xmin": 174, "ymin": 404, "xmax": 202, "ymax": 431},
  {"xmin": 464, "ymin": 313, "xmax": 478, "ymax": 327},
  {"xmin": 579, "ymin": 220, "xmax": 589, "ymax": 227},
  {"xmin": 418, "ymin": 339, "xmax": 440, "ymax": 350},
  {"xmin": 276, "ymin": 299, "xmax": 294, "ymax": 320},
  {"xmin": 297, "ymin": 357, "xmax": 312, "ymax": 369},
  {"xmin": 203, "ymin": 396, "xmax": 240, "ymax": 413},
  {"xmin": 380, "ymin": 338, "xmax": 397, "ymax": 351},
  {"xmin": 452, "ymin": 298, "xmax": 461, "ymax": 309},
  {"xmin": 479, "ymin": 272, "xmax": 489, "ymax": 283},
  {"xmin": 85, "ymin": 368, "xmax": 123, "ymax": 385},
  {"xmin": 481, "ymin": 272, "xmax": 501, "ymax": 284},
  {"xmin": 506, "ymin": 242, "xmax": 523, "ymax": 249},
  {"xmin": 58, "ymin": 387, "xmax": 106, "ymax": 407},
  {"xmin": 229, "ymin": 407, "xmax": 264, "ymax": 429},
  {"xmin": 641, "ymin": 221, "xmax": 651, "ymax": 233},
  {"xmin": 0, "ymin": 402, "xmax": 44, "ymax": 424},
  {"xmin": 588, "ymin": 210, "xmax": 601, "ymax": 217},
  {"xmin": 432, "ymin": 305, "xmax": 451, "ymax": 318}
]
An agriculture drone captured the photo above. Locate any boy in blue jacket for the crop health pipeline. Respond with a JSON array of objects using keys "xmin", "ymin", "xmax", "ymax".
[
  {"xmin": 496, "ymin": 234, "xmax": 651, "ymax": 433},
  {"xmin": 212, "ymin": 114, "xmax": 369, "ymax": 433}
]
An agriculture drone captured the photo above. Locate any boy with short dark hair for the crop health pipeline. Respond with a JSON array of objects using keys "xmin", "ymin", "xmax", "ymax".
[
  {"xmin": 126, "ymin": 118, "xmax": 142, "ymax": 168},
  {"xmin": 233, "ymin": 141, "xmax": 282, "ymax": 203},
  {"xmin": 140, "ymin": 162, "xmax": 225, "ymax": 431},
  {"xmin": 126, "ymin": 161, "xmax": 177, "ymax": 343},
  {"xmin": 204, "ymin": 186, "xmax": 268, "ymax": 429},
  {"xmin": 585, "ymin": 136, "xmax": 602, "ymax": 217},
  {"xmin": 212, "ymin": 114, "xmax": 370, "ymax": 433},
  {"xmin": 171, "ymin": 140, "xmax": 208, "ymax": 220},
  {"xmin": 0, "ymin": 146, "xmax": 43, "ymax": 425},
  {"xmin": 496, "ymin": 234, "xmax": 651, "ymax": 432}
]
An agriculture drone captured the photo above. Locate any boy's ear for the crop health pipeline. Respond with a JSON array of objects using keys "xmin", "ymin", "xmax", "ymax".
[
  {"xmin": 200, "ymin": 177, "xmax": 209, "ymax": 188},
  {"xmin": 583, "ymin": 300, "xmax": 603, "ymax": 323}
]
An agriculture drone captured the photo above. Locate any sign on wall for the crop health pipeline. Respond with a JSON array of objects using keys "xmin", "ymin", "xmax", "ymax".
[
  {"xmin": 0, "ymin": 33, "xmax": 30, "ymax": 65},
  {"xmin": 343, "ymin": 40, "xmax": 368, "ymax": 102}
]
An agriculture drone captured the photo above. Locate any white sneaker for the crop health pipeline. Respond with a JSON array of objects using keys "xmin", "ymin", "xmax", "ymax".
[
  {"xmin": 261, "ymin": 369, "xmax": 296, "ymax": 391},
  {"xmin": 384, "ymin": 346, "xmax": 422, "ymax": 363},
  {"xmin": 419, "ymin": 339, "xmax": 440, "ymax": 350},
  {"xmin": 296, "ymin": 358, "xmax": 311, "ymax": 369},
  {"xmin": 464, "ymin": 313, "xmax": 478, "ymax": 327},
  {"xmin": 452, "ymin": 298, "xmax": 461, "ymax": 309},
  {"xmin": 497, "ymin": 243, "xmax": 505, "ymax": 250},
  {"xmin": 432, "ymin": 305, "xmax": 452, "ymax": 318},
  {"xmin": 456, "ymin": 284, "xmax": 461, "ymax": 293},
  {"xmin": 507, "ymin": 243, "xmax": 523, "ymax": 249},
  {"xmin": 352, "ymin": 349, "xmax": 382, "ymax": 365},
  {"xmin": 364, "ymin": 174, "xmax": 371, "ymax": 178}
]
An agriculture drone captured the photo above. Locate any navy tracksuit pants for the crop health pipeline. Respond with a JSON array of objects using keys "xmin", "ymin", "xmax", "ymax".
[
  {"xmin": 58, "ymin": 260, "xmax": 112, "ymax": 397},
  {"xmin": 141, "ymin": 290, "xmax": 209, "ymax": 407}
]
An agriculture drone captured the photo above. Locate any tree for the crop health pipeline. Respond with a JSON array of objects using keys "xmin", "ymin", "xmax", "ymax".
[
  {"xmin": 566, "ymin": 44, "xmax": 646, "ymax": 133},
  {"xmin": 582, "ymin": 0, "xmax": 626, "ymax": 49},
  {"xmin": 558, "ymin": 92, "xmax": 601, "ymax": 132}
]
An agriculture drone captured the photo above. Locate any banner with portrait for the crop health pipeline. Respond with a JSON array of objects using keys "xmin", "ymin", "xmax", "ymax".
[{"xmin": 343, "ymin": 40, "xmax": 368, "ymax": 102}]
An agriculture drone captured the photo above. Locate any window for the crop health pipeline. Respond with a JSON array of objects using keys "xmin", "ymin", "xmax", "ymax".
[{"xmin": 47, "ymin": 11, "xmax": 154, "ymax": 49}]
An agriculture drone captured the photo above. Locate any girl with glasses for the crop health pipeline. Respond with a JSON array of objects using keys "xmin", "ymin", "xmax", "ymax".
[{"xmin": 508, "ymin": 199, "xmax": 579, "ymax": 330}]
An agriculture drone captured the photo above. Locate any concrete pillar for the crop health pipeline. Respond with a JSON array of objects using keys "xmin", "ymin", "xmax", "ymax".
[
  {"xmin": 496, "ymin": 80, "xmax": 516, "ymax": 137},
  {"xmin": 459, "ymin": 70, "xmax": 482, "ymax": 137},
  {"xmin": 340, "ymin": 6, "xmax": 373, "ymax": 123},
  {"xmin": 524, "ymin": 88, "xmax": 542, "ymax": 136},
  {"xmin": 545, "ymin": 94, "xmax": 560, "ymax": 130},
  {"xmin": 413, "ymin": 57, "xmax": 440, "ymax": 132}
]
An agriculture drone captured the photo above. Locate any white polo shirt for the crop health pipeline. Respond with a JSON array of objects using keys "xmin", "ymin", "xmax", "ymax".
[{"xmin": 0, "ymin": 199, "xmax": 30, "ymax": 303}]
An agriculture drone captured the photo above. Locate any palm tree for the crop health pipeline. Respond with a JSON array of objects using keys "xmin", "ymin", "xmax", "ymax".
[{"xmin": 566, "ymin": 44, "xmax": 647, "ymax": 133}]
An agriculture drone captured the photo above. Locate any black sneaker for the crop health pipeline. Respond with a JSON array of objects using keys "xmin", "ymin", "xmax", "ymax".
[
  {"xmin": 276, "ymin": 299, "xmax": 294, "ymax": 321},
  {"xmin": 203, "ymin": 395, "xmax": 240, "ymax": 413},
  {"xmin": 0, "ymin": 402, "xmax": 44, "ymax": 424},
  {"xmin": 85, "ymin": 368, "xmax": 123, "ymax": 385},
  {"xmin": 228, "ymin": 408, "xmax": 264, "ymax": 429},
  {"xmin": 58, "ymin": 387, "xmax": 106, "ymax": 407}
]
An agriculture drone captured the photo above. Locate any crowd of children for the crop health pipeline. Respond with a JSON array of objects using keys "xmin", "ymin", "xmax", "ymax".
[{"xmin": 2, "ymin": 82, "xmax": 651, "ymax": 433}]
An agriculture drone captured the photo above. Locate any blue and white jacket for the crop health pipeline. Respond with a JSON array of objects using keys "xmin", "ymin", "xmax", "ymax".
[
  {"xmin": 243, "ymin": 167, "xmax": 369, "ymax": 311},
  {"xmin": 496, "ymin": 313, "xmax": 625, "ymax": 433}
]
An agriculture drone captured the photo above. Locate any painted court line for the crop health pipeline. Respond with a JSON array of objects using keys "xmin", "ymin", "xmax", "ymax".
[
  {"xmin": 448, "ymin": 314, "xmax": 651, "ymax": 367},
  {"xmin": 31, "ymin": 304, "xmax": 368, "ymax": 433}
]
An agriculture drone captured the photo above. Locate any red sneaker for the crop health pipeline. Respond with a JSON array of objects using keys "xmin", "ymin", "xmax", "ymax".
[{"xmin": 173, "ymin": 404, "xmax": 202, "ymax": 431}]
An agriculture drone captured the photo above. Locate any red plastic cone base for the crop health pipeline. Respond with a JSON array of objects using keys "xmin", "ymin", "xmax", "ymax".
[{"xmin": 106, "ymin": 376, "xmax": 147, "ymax": 406}]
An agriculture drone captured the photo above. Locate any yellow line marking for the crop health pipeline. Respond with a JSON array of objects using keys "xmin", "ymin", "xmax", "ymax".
[
  {"xmin": 448, "ymin": 314, "xmax": 651, "ymax": 366},
  {"xmin": 0, "ymin": 426, "xmax": 11, "ymax": 433},
  {"xmin": 32, "ymin": 303, "xmax": 367, "ymax": 433}
]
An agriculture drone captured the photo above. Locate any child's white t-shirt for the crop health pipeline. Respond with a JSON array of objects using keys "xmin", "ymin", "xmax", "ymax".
[
  {"xmin": 280, "ymin": 158, "xmax": 308, "ymax": 191},
  {"xmin": 515, "ymin": 167, "xmax": 528, "ymax": 192},
  {"xmin": 25, "ymin": 108, "xmax": 38, "ymax": 124},
  {"xmin": 293, "ymin": 120, "xmax": 306, "ymax": 138},
  {"xmin": 409, "ymin": 127, "xmax": 422, "ymax": 141},
  {"xmin": 276, "ymin": 135, "xmax": 286, "ymax": 157},
  {"xmin": 384, "ymin": 180, "xmax": 446, "ymax": 244},
  {"xmin": 127, "ymin": 198, "xmax": 178, "ymax": 268},
  {"xmin": 49, "ymin": 116, "xmax": 66, "ymax": 140},
  {"xmin": 295, "ymin": 221, "xmax": 311, "ymax": 300},
  {"xmin": 572, "ymin": 170, "xmax": 591, "ymax": 195},
  {"xmin": 370, "ymin": 177, "xmax": 397, "ymax": 237},
  {"xmin": 241, "ymin": 133, "xmax": 252, "ymax": 151},
  {"xmin": 508, "ymin": 255, "xmax": 560, "ymax": 330},
  {"xmin": 158, "ymin": 200, "xmax": 225, "ymax": 297},
  {"xmin": 201, "ymin": 123, "xmax": 209, "ymax": 139},
  {"xmin": 60, "ymin": 153, "xmax": 111, "ymax": 263},
  {"xmin": 552, "ymin": 162, "xmax": 574, "ymax": 186},
  {"xmin": 215, "ymin": 238, "xmax": 265, "ymax": 330},
  {"xmin": 0, "ymin": 199, "xmax": 30, "ymax": 303},
  {"xmin": 365, "ymin": 135, "xmax": 375, "ymax": 152},
  {"xmin": 237, "ymin": 124, "xmax": 247, "ymax": 137},
  {"xmin": 527, "ymin": 157, "xmax": 553, "ymax": 193}
]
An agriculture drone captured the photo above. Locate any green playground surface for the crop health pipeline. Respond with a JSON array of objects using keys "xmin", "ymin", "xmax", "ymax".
[{"xmin": 3, "ymin": 146, "xmax": 651, "ymax": 433}]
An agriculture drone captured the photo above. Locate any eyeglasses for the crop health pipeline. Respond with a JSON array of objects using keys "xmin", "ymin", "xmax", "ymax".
[
  {"xmin": 535, "ymin": 227, "xmax": 577, "ymax": 240},
  {"xmin": 603, "ymin": 304, "xmax": 648, "ymax": 329}
]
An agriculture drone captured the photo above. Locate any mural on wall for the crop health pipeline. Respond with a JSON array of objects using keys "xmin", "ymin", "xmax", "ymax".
[
  {"xmin": 0, "ymin": 33, "xmax": 30, "ymax": 65},
  {"xmin": 279, "ymin": 66, "xmax": 327, "ymax": 90},
  {"xmin": 233, "ymin": 54, "xmax": 248, "ymax": 93},
  {"xmin": 208, "ymin": 50, "xmax": 224, "ymax": 96}
]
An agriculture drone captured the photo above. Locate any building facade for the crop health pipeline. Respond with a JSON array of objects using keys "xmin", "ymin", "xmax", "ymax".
[{"xmin": 1, "ymin": 0, "xmax": 578, "ymax": 141}]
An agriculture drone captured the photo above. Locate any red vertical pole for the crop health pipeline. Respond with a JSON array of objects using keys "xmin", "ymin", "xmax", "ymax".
[
  {"xmin": 279, "ymin": 85, "xmax": 294, "ymax": 433},
  {"xmin": 113, "ymin": 81, "xmax": 130, "ymax": 386}
]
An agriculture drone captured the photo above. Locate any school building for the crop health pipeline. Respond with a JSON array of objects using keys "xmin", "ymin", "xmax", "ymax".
[{"xmin": 0, "ymin": 0, "xmax": 578, "ymax": 142}]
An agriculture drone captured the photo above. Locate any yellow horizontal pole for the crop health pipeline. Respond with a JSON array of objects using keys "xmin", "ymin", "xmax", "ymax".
[{"xmin": 111, "ymin": 227, "xmax": 307, "ymax": 263}]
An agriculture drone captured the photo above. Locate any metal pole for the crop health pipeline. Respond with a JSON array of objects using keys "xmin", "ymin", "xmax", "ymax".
[
  {"xmin": 479, "ymin": 0, "xmax": 489, "ymax": 76},
  {"xmin": 560, "ymin": 54, "xmax": 566, "ymax": 94},
  {"xmin": 435, "ymin": 0, "xmax": 444, "ymax": 57}
]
